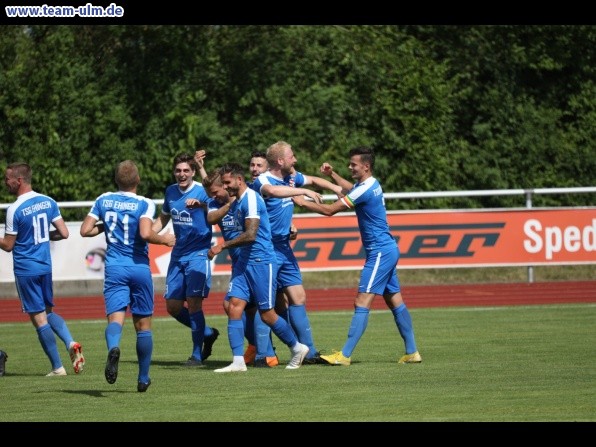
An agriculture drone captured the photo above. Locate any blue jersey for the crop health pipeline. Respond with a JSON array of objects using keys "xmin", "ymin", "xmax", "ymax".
[
  {"xmin": 341, "ymin": 177, "xmax": 396, "ymax": 251},
  {"xmin": 251, "ymin": 171, "xmax": 305, "ymax": 243},
  {"xmin": 4, "ymin": 191, "xmax": 62, "ymax": 276},
  {"xmin": 87, "ymin": 191, "xmax": 155, "ymax": 267},
  {"xmin": 207, "ymin": 200, "xmax": 241, "ymax": 263},
  {"xmin": 231, "ymin": 188, "xmax": 276, "ymax": 265},
  {"xmin": 161, "ymin": 181, "xmax": 212, "ymax": 260}
]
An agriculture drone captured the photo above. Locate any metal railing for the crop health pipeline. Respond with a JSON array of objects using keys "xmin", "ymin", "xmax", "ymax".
[
  {"xmin": 3, "ymin": 186, "xmax": 595, "ymax": 210},
  {"xmin": 2, "ymin": 186, "xmax": 595, "ymax": 283}
]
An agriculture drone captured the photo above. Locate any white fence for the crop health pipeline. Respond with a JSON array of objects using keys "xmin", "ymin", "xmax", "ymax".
[{"xmin": 2, "ymin": 186, "xmax": 596, "ymax": 211}]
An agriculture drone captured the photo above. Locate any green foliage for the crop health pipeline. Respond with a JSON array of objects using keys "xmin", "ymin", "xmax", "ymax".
[{"xmin": 0, "ymin": 25, "xmax": 594, "ymax": 210}]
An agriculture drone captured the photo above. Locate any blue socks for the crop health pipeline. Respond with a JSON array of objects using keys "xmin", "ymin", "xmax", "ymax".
[
  {"xmin": 189, "ymin": 310, "xmax": 206, "ymax": 360},
  {"xmin": 105, "ymin": 324, "xmax": 154, "ymax": 383},
  {"xmin": 270, "ymin": 316, "xmax": 298, "ymax": 348},
  {"xmin": 175, "ymin": 307, "xmax": 215, "ymax": 339},
  {"xmin": 254, "ymin": 311, "xmax": 276, "ymax": 358},
  {"xmin": 393, "ymin": 304, "xmax": 418, "ymax": 354},
  {"xmin": 37, "ymin": 324, "xmax": 62, "ymax": 370},
  {"xmin": 227, "ymin": 319, "xmax": 245, "ymax": 356},
  {"xmin": 105, "ymin": 321, "xmax": 123, "ymax": 351},
  {"xmin": 47, "ymin": 312, "xmax": 74, "ymax": 351},
  {"xmin": 243, "ymin": 311, "xmax": 254, "ymax": 345},
  {"xmin": 174, "ymin": 307, "xmax": 191, "ymax": 327},
  {"xmin": 288, "ymin": 304, "xmax": 317, "ymax": 357},
  {"xmin": 342, "ymin": 306, "xmax": 369, "ymax": 357},
  {"xmin": 136, "ymin": 330, "xmax": 152, "ymax": 384}
]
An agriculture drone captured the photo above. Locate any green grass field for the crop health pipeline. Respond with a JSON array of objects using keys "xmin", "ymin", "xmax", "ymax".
[{"xmin": 1, "ymin": 303, "xmax": 594, "ymax": 422}]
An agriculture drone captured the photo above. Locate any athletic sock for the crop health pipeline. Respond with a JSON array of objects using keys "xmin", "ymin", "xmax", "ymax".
[
  {"xmin": 393, "ymin": 303, "xmax": 418, "ymax": 354},
  {"xmin": 37, "ymin": 324, "xmax": 62, "ymax": 370},
  {"xmin": 288, "ymin": 304, "xmax": 317, "ymax": 356},
  {"xmin": 228, "ymin": 319, "xmax": 244, "ymax": 356},
  {"xmin": 243, "ymin": 311, "xmax": 254, "ymax": 345},
  {"xmin": 254, "ymin": 311, "xmax": 275, "ymax": 357},
  {"xmin": 47, "ymin": 312, "xmax": 74, "ymax": 350},
  {"xmin": 174, "ymin": 307, "xmax": 191, "ymax": 328},
  {"xmin": 189, "ymin": 311, "xmax": 206, "ymax": 360},
  {"xmin": 342, "ymin": 306, "xmax": 369, "ymax": 357},
  {"xmin": 270, "ymin": 316, "xmax": 298, "ymax": 348},
  {"xmin": 105, "ymin": 321, "xmax": 123, "ymax": 351},
  {"xmin": 136, "ymin": 330, "xmax": 152, "ymax": 383}
]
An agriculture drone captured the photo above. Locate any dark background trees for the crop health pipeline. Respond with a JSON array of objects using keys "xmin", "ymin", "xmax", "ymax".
[{"xmin": 1, "ymin": 25, "xmax": 594, "ymax": 219}]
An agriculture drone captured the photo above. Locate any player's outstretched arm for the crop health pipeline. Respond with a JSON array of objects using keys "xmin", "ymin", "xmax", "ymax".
[
  {"xmin": 305, "ymin": 174, "xmax": 344, "ymax": 198},
  {"xmin": 292, "ymin": 195, "xmax": 348, "ymax": 217},
  {"xmin": 320, "ymin": 163, "xmax": 352, "ymax": 195},
  {"xmin": 140, "ymin": 217, "xmax": 175, "ymax": 247}
]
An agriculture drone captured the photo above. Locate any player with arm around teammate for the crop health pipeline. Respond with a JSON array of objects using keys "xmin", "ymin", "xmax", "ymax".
[
  {"xmin": 202, "ymin": 168, "xmax": 280, "ymax": 368},
  {"xmin": 207, "ymin": 163, "xmax": 309, "ymax": 372},
  {"xmin": 251, "ymin": 141, "xmax": 342, "ymax": 364},
  {"xmin": 197, "ymin": 151, "xmax": 281, "ymax": 367},
  {"xmin": 292, "ymin": 147, "xmax": 421, "ymax": 366}
]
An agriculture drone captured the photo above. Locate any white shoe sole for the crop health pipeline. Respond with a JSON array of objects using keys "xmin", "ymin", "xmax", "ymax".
[
  {"xmin": 46, "ymin": 367, "xmax": 67, "ymax": 376},
  {"xmin": 286, "ymin": 343, "xmax": 309, "ymax": 370},
  {"xmin": 214, "ymin": 363, "xmax": 248, "ymax": 373}
]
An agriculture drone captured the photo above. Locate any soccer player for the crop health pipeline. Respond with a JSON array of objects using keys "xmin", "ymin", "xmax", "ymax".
[
  {"xmin": 201, "ymin": 170, "xmax": 279, "ymax": 367},
  {"xmin": 292, "ymin": 147, "xmax": 422, "ymax": 366},
  {"xmin": 152, "ymin": 153, "xmax": 219, "ymax": 366},
  {"xmin": 0, "ymin": 162, "xmax": 85, "ymax": 377},
  {"xmin": 243, "ymin": 151, "xmax": 285, "ymax": 367},
  {"xmin": 207, "ymin": 163, "xmax": 309, "ymax": 372},
  {"xmin": 251, "ymin": 141, "xmax": 342, "ymax": 364},
  {"xmin": 80, "ymin": 160, "xmax": 175, "ymax": 391},
  {"xmin": 197, "ymin": 151, "xmax": 280, "ymax": 367}
]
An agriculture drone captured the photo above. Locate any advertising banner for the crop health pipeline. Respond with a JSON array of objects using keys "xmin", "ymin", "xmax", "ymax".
[
  {"xmin": 1, "ymin": 208, "xmax": 594, "ymax": 282},
  {"xmin": 150, "ymin": 208, "xmax": 596, "ymax": 274}
]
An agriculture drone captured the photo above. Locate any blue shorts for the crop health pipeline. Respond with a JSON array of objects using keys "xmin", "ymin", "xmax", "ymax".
[
  {"xmin": 228, "ymin": 260, "xmax": 277, "ymax": 311},
  {"xmin": 273, "ymin": 242, "xmax": 303, "ymax": 289},
  {"xmin": 15, "ymin": 273, "xmax": 54, "ymax": 314},
  {"xmin": 358, "ymin": 245, "xmax": 401, "ymax": 295},
  {"xmin": 104, "ymin": 265, "xmax": 154, "ymax": 317},
  {"xmin": 164, "ymin": 255, "xmax": 211, "ymax": 300}
]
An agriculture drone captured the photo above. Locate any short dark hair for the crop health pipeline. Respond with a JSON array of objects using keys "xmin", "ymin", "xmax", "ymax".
[
  {"xmin": 6, "ymin": 162, "xmax": 32, "ymax": 183},
  {"xmin": 219, "ymin": 162, "xmax": 245, "ymax": 179},
  {"xmin": 172, "ymin": 153, "xmax": 198, "ymax": 172},
  {"xmin": 251, "ymin": 151, "xmax": 267, "ymax": 160},
  {"xmin": 349, "ymin": 147, "xmax": 375, "ymax": 170}
]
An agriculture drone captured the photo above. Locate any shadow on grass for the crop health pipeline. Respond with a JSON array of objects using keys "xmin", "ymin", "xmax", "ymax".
[
  {"xmin": 142, "ymin": 359, "xmax": 234, "ymax": 370},
  {"xmin": 61, "ymin": 389, "xmax": 137, "ymax": 397}
]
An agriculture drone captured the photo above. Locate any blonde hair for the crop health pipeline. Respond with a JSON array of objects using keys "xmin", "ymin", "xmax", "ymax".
[
  {"xmin": 266, "ymin": 140, "xmax": 291, "ymax": 167},
  {"xmin": 115, "ymin": 160, "xmax": 140, "ymax": 191},
  {"xmin": 202, "ymin": 169, "xmax": 222, "ymax": 189}
]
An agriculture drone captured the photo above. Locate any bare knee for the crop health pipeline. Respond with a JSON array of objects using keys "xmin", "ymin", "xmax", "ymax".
[
  {"xmin": 166, "ymin": 300, "xmax": 183, "ymax": 317},
  {"xmin": 285, "ymin": 285, "xmax": 306, "ymax": 306}
]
